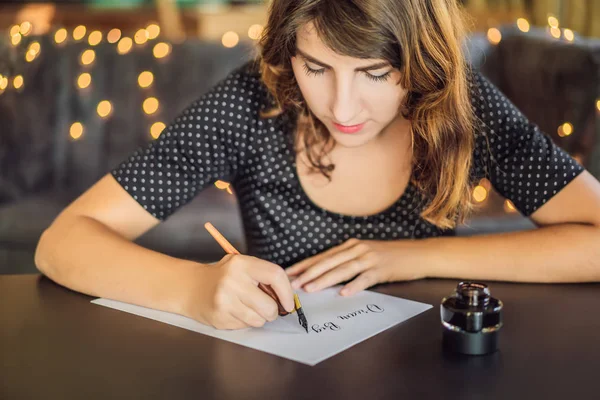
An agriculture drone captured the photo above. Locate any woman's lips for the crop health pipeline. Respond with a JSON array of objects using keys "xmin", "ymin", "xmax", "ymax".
[{"xmin": 332, "ymin": 121, "xmax": 366, "ymax": 134}]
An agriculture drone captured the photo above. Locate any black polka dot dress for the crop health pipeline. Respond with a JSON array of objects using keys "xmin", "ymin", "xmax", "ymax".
[{"xmin": 112, "ymin": 60, "xmax": 584, "ymax": 268}]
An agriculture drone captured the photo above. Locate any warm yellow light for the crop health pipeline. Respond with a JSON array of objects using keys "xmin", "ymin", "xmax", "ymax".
[
  {"xmin": 504, "ymin": 199, "xmax": 516, "ymax": 213},
  {"xmin": 143, "ymin": 97, "xmax": 159, "ymax": 115},
  {"xmin": 73, "ymin": 25, "xmax": 87, "ymax": 41},
  {"xmin": 13, "ymin": 75, "xmax": 24, "ymax": 89},
  {"xmin": 248, "ymin": 24, "xmax": 264, "ymax": 40},
  {"xmin": 564, "ymin": 29, "xmax": 574, "ymax": 41},
  {"xmin": 147, "ymin": 24, "xmax": 160, "ymax": 39},
  {"xmin": 54, "ymin": 28, "xmax": 68, "ymax": 44},
  {"xmin": 28, "ymin": 41, "xmax": 41, "ymax": 55},
  {"xmin": 487, "ymin": 28, "xmax": 502, "ymax": 45},
  {"xmin": 107, "ymin": 29, "xmax": 122, "ymax": 44},
  {"xmin": 134, "ymin": 29, "xmax": 149, "ymax": 45},
  {"xmin": 25, "ymin": 49, "xmax": 38, "ymax": 62},
  {"xmin": 150, "ymin": 122, "xmax": 166, "ymax": 139},
  {"xmin": 516, "ymin": 18, "xmax": 530, "ymax": 33},
  {"xmin": 478, "ymin": 178, "xmax": 491, "ymax": 191},
  {"xmin": 550, "ymin": 27, "xmax": 561, "ymax": 39},
  {"xmin": 473, "ymin": 185, "xmax": 488, "ymax": 203},
  {"xmin": 226, "ymin": 187, "xmax": 233, "ymax": 195},
  {"xmin": 19, "ymin": 21, "xmax": 32, "ymax": 36},
  {"xmin": 70, "ymin": 122, "xmax": 84, "ymax": 139},
  {"xmin": 153, "ymin": 42, "xmax": 171, "ymax": 58},
  {"xmin": 88, "ymin": 31, "xmax": 103, "ymax": 46},
  {"xmin": 117, "ymin": 37, "xmax": 133, "ymax": 54},
  {"xmin": 10, "ymin": 25, "xmax": 20, "ymax": 37},
  {"xmin": 11, "ymin": 34, "xmax": 22, "ymax": 46},
  {"xmin": 215, "ymin": 180, "xmax": 230, "ymax": 189},
  {"xmin": 573, "ymin": 154, "xmax": 583, "ymax": 164},
  {"xmin": 80, "ymin": 49, "xmax": 96, "ymax": 66},
  {"xmin": 0, "ymin": 76, "xmax": 7, "ymax": 91},
  {"xmin": 97, "ymin": 100, "xmax": 112, "ymax": 118},
  {"xmin": 222, "ymin": 31, "xmax": 239, "ymax": 48},
  {"xmin": 558, "ymin": 122, "xmax": 573, "ymax": 137},
  {"xmin": 77, "ymin": 73, "xmax": 92, "ymax": 89},
  {"xmin": 138, "ymin": 71, "xmax": 154, "ymax": 88},
  {"xmin": 596, "ymin": 99, "xmax": 600, "ymax": 112},
  {"xmin": 548, "ymin": 15, "xmax": 559, "ymax": 29}
]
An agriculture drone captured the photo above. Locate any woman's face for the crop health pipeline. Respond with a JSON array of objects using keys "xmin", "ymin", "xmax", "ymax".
[{"xmin": 291, "ymin": 22, "xmax": 408, "ymax": 149}]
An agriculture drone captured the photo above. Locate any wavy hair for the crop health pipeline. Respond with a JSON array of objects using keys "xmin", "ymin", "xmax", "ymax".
[{"xmin": 257, "ymin": 0, "xmax": 477, "ymax": 229}]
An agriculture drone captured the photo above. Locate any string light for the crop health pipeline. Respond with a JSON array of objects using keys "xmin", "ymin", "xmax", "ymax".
[
  {"xmin": 20, "ymin": 21, "xmax": 32, "ymax": 36},
  {"xmin": 504, "ymin": 200, "xmax": 516, "ymax": 213},
  {"xmin": 134, "ymin": 29, "xmax": 149, "ymax": 45},
  {"xmin": 248, "ymin": 24, "xmax": 264, "ymax": 40},
  {"xmin": 54, "ymin": 28, "xmax": 67, "ymax": 44},
  {"xmin": 472, "ymin": 185, "xmax": 488, "ymax": 203},
  {"xmin": 97, "ymin": 100, "xmax": 112, "ymax": 118},
  {"xmin": 28, "ymin": 42, "xmax": 41, "ymax": 55},
  {"xmin": 70, "ymin": 122, "xmax": 84, "ymax": 140},
  {"xmin": 107, "ymin": 28, "xmax": 122, "ymax": 44},
  {"xmin": 516, "ymin": 18, "xmax": 530, "ymax": 33},
  {"xmin": 11, "ymin": 34, "xmax": 22, "ymax": 46},
  {"xmin": 77, "ymin": 73, "xmax": 92, "ymax": 89},
  {"xmin": 214, "ymin": 180, "xmax": 233, "ymax": 194},
  {"xmin": 548, "ymin": 15, "xmax": 559, "ymax": 29},
  {"xmin": 596, "ymin": 99, "xmax": 600, "ymax": 112},
  {"xmin": 80, "ymin": 49, "xmax": 96, "ymax": 66},
  {"xmin": 117, "ymin": 37, "xmax": 133, "ymax": 54},
  {"xmin": 153, "ymin": 42, "xmax": 171, "ymax": 58},
  {"xmin": 88, "ymin": 31, "xmax": 103, "ymax": 46},
  {"xmin": 487, "ymin": 28, "xmax": 502, "ymax": 45},
  {"xmin": 143, "ymin": 97, "xmax": 159, "ymax": 114},
  {"xmin": 557, "ymin": 122, "xmax": 573, "ymax": 137},
  {"xmin": 146, "ymin": 24, "xmax": 160, "ymax": 39},
  {"xmin": 0, "ymin": 76, "xmax": 8, "ymax": 91},
  {"xmin": 9, "ymin": 25, "xmax": 20, "ymax": 37},
  {"xmin": 222, "ymin": 31, "xmax": 239, "ymax": 48},
  {"xmin": 138, "ymin": 71, "xmax": 154, "ymax": 88},
  {"xmin": 73, "ymin": 25, "xmax": 87, "ymax": 41},
  {"xmin": 550, "ymin": 27, "xmax": 561, "ymax": 39},
  {"xmin": 13, "ymin": 75, "xmax": 24, "ymax": 90},
  {"xmin": 150, "ymin": 122, "xmax": 165, "ymax": 139},
  {"xmin": 564, "ymin": 29, "xmax": 574, "ymax": 42}
]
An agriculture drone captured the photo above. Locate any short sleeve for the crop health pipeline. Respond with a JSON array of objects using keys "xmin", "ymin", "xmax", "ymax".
[
  {"xmin": 469, "ymin": 71, "xmax": 585, "ymax": 216},
  {"xmin": 111, "ymin": 61, "xmax": 265, "ymax": 220}
]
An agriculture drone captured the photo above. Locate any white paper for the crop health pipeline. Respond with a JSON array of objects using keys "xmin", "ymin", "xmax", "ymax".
[{"xmin": 91, "ymin": 287, "xmax": 432, "ymax": 366}]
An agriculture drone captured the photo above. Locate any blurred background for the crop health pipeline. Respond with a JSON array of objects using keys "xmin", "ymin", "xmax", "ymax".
[{"xmin": 0, "ymin": 0, "xmax": 599, "ymax": 274}]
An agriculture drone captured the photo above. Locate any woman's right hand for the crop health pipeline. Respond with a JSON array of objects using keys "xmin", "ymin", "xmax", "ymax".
[{"xmin": 182, "ymin": 254, "xmax": 295, "ymax": 330}]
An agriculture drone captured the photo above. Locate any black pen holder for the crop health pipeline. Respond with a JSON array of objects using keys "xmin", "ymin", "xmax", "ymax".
[{"xmin": 440, "ymin": 282, "xmax": 503, "ymax": 355}]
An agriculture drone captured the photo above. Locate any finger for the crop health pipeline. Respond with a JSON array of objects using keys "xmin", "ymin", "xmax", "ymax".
[
  {"xmin": 239, "ymin": 281, "xmax": 280, "ymax": 322},
  {"xmin": 212, "ymin": 314, "xmax": 249, "ymax": 330},
  {"xmin": 340, "ymin": 271, "xmax": 379, "ymax": 296},
  {"xmin": 291, "ymin": 243, "xmax": 366, "ymax": 290},
  {"xmin": 304, "ymin": 255, "xmax": 371, "ymax": 293},
  {"xmin": 285, "ymin": 239, "xmax": 357, "ymax": 276},
  {"xmin": 230, "ymin": 298, "xmax": 267, "ymax": 328},
  {"xmin": 246, "ymin": 260, "xmax": 295, "ymax": 313}
]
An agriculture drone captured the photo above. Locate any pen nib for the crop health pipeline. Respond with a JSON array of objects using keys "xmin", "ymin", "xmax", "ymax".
[{"xmin": 297, "ymin": 307, "xmax": 308, "ymax": 333}]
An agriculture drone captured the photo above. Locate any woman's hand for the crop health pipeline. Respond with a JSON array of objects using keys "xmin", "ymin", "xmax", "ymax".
[
  {"xmin": 181, "ymin": 254, "xmax": 295, "ymax": 330},
  {"xmin": 285, "ymin": 238, "xmax": 428, "ymax": 296}
]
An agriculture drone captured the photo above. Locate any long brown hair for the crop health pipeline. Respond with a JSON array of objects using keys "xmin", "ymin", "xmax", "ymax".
[{"xmin": 257, "ymin": 0, "xmax": 476, "ymax": 230}]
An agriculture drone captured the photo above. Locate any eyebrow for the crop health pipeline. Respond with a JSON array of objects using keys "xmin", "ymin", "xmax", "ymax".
[{"xmin": 296, "ymin": 48, "xmax": 390, "ymax": 72}]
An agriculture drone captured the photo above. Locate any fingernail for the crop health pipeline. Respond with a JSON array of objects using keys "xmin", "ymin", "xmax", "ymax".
[{"xmin": 340, "ymin": 289, "xmax": 349, "ymax": 296}]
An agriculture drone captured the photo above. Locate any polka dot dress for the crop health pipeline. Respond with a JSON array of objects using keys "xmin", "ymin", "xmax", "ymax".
[{"xmin": 112, "ymin": 60, "xmax": 584, "ymax": 268}]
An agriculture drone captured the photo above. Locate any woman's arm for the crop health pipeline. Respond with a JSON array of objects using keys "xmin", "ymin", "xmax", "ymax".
[
  {"xmin": 426, "ymin": 170, "xmax": 600, "ymax": 283},
  {"xmin": 35, "ymin": 174, "xmax": 200, "ymax": 315}
]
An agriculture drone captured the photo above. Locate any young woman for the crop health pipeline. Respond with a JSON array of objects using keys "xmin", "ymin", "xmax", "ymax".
[{"xmin": 35, "ymin": 0, "xmax": 600, "ymax": 330}]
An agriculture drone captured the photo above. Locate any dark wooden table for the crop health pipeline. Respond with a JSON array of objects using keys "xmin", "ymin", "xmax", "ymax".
[{"xmin": 1, "ymin": 274, "xmax": 599, "ymax": 399}]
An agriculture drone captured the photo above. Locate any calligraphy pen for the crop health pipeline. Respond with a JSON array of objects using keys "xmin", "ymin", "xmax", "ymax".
[{"xmin": 204, "ymin": 222, "xmax": 309, "ymax": 333}]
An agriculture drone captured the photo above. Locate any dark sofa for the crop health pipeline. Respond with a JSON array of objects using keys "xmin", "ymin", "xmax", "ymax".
[{"xmin": 0, "ymin": 26, "xmax": 598, "ymax": 274}]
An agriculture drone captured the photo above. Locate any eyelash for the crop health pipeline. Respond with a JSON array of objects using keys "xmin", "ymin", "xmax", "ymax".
[{"xmin": 301, "ymin": 63, "xmax": 391, "ymax": 83}]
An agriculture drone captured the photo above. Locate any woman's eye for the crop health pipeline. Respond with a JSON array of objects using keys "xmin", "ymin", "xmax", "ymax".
[{"xmin": 302, "ymin": 62, "xmax": 391, "ymax": 83}]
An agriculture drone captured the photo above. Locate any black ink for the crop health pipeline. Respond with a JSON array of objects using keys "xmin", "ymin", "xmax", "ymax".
[
  {"xmin": 337, "ymin": 304, "xmax": 385, "ymax": 320},
  {"xmin": 311, "ymin": 322, "xmax": 342, "ymax": 333}
]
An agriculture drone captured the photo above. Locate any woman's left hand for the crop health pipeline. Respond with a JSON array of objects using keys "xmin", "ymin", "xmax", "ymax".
[{"xmin": 285, "ymin": 238, "xmax": 428, "ymax": 296}]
